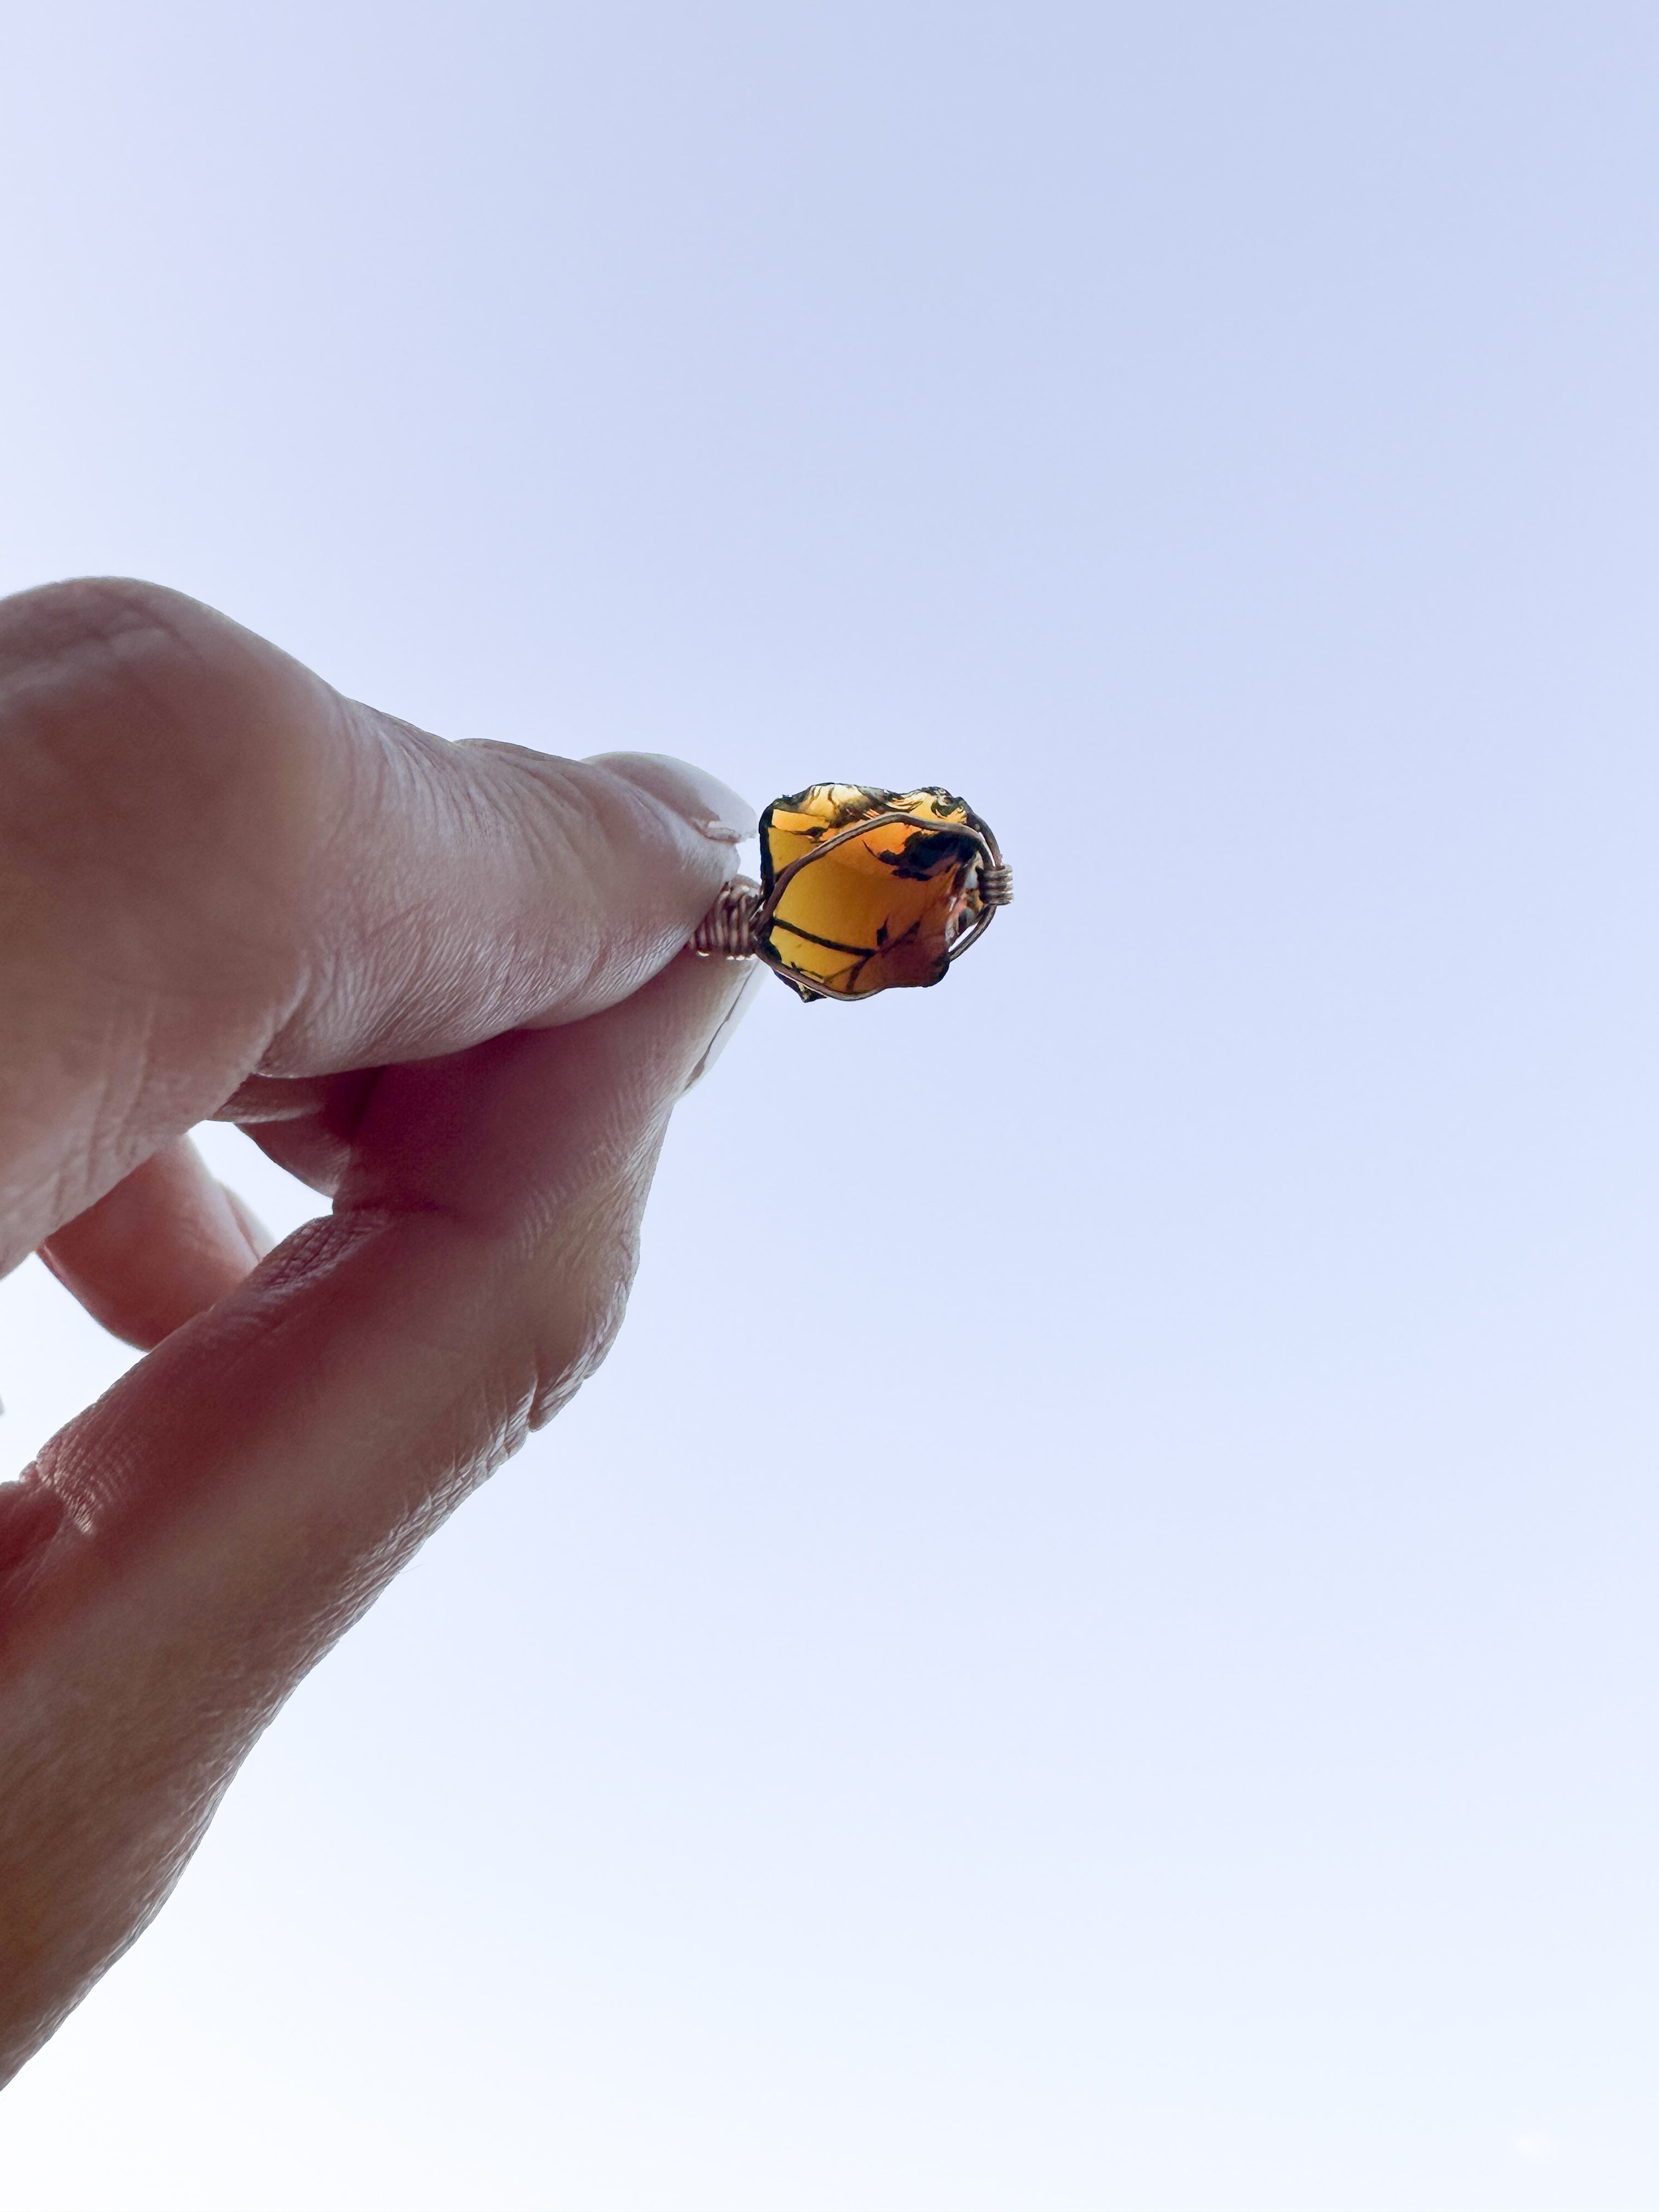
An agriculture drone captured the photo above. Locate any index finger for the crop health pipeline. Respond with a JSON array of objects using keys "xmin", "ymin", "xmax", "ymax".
[{"xmin": 0, "ymin": 578, "xmax": 753, "ymax": 1263}]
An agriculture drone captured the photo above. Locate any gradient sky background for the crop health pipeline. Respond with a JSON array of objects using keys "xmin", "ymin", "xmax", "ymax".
[{"xmin": 3, "ymin": 1, "xmax": 1658, "ymax": 2204}]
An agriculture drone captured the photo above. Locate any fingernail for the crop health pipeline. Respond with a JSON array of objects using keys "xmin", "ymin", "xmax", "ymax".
[
  {"xmin": 588, "ymin": 751, "xmax": 756, "ymax": 845},
  {"xmin": 681, "ymin": 960, "xmax": 765, "ymax": 1094}
]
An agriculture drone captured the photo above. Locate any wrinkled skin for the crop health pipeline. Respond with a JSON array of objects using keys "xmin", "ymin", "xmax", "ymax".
[{"xmin": 0, "ymin": 579, "xmax": 758, "ymax": 2082}]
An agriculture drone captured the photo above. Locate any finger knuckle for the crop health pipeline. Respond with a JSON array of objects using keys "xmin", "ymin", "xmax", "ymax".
[{"xmin": 0, "ymin": 578, "xmax": 340, "ymax": 930}]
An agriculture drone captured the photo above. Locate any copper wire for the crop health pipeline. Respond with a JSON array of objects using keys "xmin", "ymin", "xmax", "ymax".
[
  {"xmin": 690, "ymin": 854, "xmax": 1014, "ymax": 965},
  {"xmin": 690, "ymin": 877, "xmax": 761, "ymax": 957}
]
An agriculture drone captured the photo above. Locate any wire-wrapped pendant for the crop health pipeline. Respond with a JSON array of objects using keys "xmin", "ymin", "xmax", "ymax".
[{"xmin": 691, "ymin": 783, "xmax": 1012, "ymax": 1002}]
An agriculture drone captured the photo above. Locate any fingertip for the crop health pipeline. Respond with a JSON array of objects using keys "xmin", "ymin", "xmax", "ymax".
[
  {"xmin": 679, "ymin": 958, "xmax": 765, "ymax": 1094},
  {"xmin": 40, "ymin": 1140, "xmax": 270, "ymax": 1350}
]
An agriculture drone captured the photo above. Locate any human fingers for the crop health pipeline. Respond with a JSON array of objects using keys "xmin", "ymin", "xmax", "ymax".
[
  {"xmin": 37, "ymin": 950, "xmax": 757, "ymax": 1351},
  {"xmin": 37, "ymin": 1138, "xmax": 273, "ymax": 1351},
  {"xmin": 0, "ymin": 578, "xmax": 752, "ymax": 1272},
  {"xmin": 0, "ymin": 949, "xmax": 752, "ymax": 2081}
]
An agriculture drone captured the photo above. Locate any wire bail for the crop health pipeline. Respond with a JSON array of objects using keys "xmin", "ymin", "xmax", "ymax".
[{"xmin": 690, "ymin": 877, "xmax": 761, "ymax": 957}]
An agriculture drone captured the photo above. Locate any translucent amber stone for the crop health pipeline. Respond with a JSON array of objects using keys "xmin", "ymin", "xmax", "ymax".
[{"xmin": 757, "ymin": 783, "xmax": 992, "ymax": 1000}]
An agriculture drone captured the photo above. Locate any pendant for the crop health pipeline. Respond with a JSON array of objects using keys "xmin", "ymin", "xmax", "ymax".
[{"xmin": 691, "ymin": 782, "xmax": 1012, "ymax": 1002}]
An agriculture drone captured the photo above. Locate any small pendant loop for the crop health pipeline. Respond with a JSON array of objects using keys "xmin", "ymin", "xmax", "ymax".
[{"xmin": 690, "ymin": 877, "xmax": 760, "ymax": 957}]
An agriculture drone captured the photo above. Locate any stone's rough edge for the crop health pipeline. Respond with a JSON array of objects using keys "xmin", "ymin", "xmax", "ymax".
[{"xmin": 756, "ymin": 783, "xmax": 986, "ymax": 900}]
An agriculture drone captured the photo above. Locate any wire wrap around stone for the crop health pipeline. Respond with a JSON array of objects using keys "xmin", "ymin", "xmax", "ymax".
[{"xmin": 690, "ymin": 857, "xmax": 1013, "ymax": 963}]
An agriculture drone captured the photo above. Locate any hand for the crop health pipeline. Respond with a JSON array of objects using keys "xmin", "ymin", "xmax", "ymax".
[{"xmin": 0, "ymin": 580, "xmax": 757, "ymax": 2081}]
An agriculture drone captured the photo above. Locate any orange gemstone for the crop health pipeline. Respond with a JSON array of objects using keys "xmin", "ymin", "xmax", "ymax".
[{"xmin": 757, "ymin": 784, "xmax": 994, "ymax": 1000}]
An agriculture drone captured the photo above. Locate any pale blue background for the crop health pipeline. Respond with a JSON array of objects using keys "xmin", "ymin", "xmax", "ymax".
[{"xmin": 2, "ymin": 1, "xmax": 1657, "ymax": 2204}]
